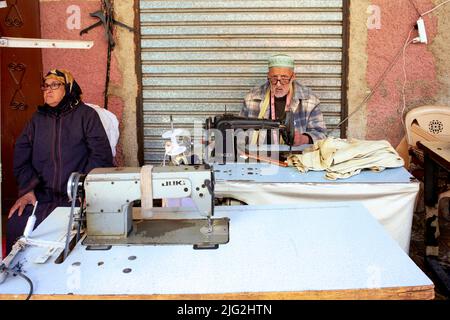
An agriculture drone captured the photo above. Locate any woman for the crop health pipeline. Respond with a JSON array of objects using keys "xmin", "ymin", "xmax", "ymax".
[{"xmin": 6, "ymin": 69, "xmax": 113, "ymax": 253}]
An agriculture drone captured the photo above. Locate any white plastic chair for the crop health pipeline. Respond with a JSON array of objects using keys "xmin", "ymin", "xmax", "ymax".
[
  {"xmin": 405, "ymin": 105, "xmax": 450, "ymax": 223},
  {"xmin": 405, "ymin": 105, "xmax": 450, "ymax": 147}
]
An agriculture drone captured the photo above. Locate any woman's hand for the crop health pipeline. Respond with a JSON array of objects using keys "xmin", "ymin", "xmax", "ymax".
[{"xmin": 8, "ymin": 191, "xmax": 37, "ymax": 218}]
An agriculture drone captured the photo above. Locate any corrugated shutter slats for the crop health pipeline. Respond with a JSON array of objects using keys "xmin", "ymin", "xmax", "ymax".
[{"xmin": 140, "ymin": 0, "xmax": 344, "ymax": 163}]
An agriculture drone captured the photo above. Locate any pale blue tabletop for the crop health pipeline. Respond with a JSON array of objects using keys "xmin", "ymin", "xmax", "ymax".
[
  {"xmin": 0, "ymin": 203, "xmax": 433, "ymax": 298},
  {"xmin": 212, "ymin": 163, "xmax": 415, "ymax": 184}
]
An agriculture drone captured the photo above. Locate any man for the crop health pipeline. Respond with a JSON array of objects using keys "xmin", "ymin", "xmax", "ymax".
[{"xmin": 240, "ymin": 54, "xmax": 327, "ymax": 145}]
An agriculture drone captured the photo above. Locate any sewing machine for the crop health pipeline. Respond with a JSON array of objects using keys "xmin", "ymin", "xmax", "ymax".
[
  {"xmin": 68, "ymin": 164, "xmax": 229, "ymax": 249},
  {"xmin": 205, "ymin": 114, "xmax": 296, "ymax": 163},
  {"xmin": 0, "ymin": 165, "xmax": 228, "ymax": 286}
]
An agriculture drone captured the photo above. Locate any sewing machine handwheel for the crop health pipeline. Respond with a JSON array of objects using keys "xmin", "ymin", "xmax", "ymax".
[{"xmin": 67, "ymin": 172, "xmax": 86, "ymax": 201}]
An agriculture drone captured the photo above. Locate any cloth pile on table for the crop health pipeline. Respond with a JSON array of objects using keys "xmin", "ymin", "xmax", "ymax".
[{"xmin": 287, "ymin": 137, "xmax": 404, "ymax": 180}]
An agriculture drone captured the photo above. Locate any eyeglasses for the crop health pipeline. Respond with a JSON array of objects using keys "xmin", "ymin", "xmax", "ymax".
[
  {"xmin": 40, "ymin": 82, "xmax": 63, "ymax": 91},
  {"xmin": 268, "ymin": 76, "xmax": 292, "ymax": 85}
]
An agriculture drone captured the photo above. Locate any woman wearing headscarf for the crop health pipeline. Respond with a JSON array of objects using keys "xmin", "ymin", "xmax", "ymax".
[{"xmin": 6, "ymin": 69, "xmax": 113, "ymax": 253}]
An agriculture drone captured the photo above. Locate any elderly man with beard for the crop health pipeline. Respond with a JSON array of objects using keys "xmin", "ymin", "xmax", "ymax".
[{"xmin": 240, "ymin": 54, "xmax": 327, "ymax": 146}]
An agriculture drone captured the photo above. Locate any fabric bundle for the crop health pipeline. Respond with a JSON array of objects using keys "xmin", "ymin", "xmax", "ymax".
[{"xmin": 287, "ymin": 137, "xmax": 404, "ymax": 180}]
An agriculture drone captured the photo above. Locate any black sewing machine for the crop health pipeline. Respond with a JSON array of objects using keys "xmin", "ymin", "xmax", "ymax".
[{"xmin": 204, "ymin": 113, "xmax": 296, "ymax": 163}]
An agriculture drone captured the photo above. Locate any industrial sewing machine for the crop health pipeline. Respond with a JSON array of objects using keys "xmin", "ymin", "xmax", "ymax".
[
  {"xmin": 68, "ymin": 164, "xmax": 229, "ymax": 249},
  {"xmin": 0, "ymin": 164, "xmax": 229, "ymax": 284}
]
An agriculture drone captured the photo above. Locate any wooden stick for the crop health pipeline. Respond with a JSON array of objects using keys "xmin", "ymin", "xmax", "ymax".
[{"xmin": 239, "ymin": 151, "xmax": 288, "ymax": 167}]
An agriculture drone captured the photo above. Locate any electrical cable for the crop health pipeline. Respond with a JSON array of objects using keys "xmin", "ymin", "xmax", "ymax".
[
  {"xmin": 2, "ymin": 263, "xmax": 34, "ymax": 300},
  {"xmin": 13, "ymin": 270, "xmax": 33, "ymax": 300},
  {"xmin": 401, "ymin": 0, "xmax": 450, "ymax": 128},
  {"xmin": 333, "ymin": 27, "xmax": 415, "ymax": 131},
  {"xmin": 334, "ymin": 0, "xmax": 450, "ymax": 133},
  {"xmin": 421, "ymin": 0, "xmax": 450, "ymax": 16},
  {"xmin": 401, "ymin": 29, "xmax": 415, "ymax": 130}
]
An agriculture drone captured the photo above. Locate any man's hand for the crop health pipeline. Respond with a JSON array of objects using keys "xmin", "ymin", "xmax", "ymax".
[
  {"xmin": 8, "ymin": 191, "xmax": 37, "ymax": 218},
  {"xmin": 293, "ymin": 131, "xmax": 311, "ymax": 146}
]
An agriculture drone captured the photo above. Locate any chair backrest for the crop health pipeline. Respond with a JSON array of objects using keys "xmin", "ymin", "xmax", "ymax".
[
  {"xmin": 85, "ymin": 103, "xmax": 120, "ymax": 157},
  {"xmin": 404, "ymin": 105, "xmax": 450, "ymax": 146}
]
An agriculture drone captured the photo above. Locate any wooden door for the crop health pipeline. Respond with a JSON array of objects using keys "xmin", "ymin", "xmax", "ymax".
[{"xmin": 0, "ymin": 0, "xmax": 43, "ymax": 218}]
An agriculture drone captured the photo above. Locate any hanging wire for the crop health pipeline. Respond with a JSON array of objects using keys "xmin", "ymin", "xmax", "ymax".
[
  {"xmin": 421, "ymin": 0, "xmax": 450, "ymax": 16},
  {"xmin": 333, "ymin": 28, "xmax": 413, "ymax": 131},
  {"xmin": 334, "ymin": 0, "xmax": 450, "ymax": 132},
  {"xmin": 408, "ymin": 0, "xmax": 422, "ymax": 17},
  {"xmin": 401, "ymin": 29, "xmax": 415, "ymax": 129}
]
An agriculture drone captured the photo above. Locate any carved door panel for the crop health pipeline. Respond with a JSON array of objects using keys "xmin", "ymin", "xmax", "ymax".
[{"xmin": 0, "ymin": 0, "xmax": 43, "ymax": 216}]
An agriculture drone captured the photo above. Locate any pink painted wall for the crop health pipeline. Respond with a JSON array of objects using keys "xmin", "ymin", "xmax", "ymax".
[
  {"xmin": 40, "ymin": 0, "xmax": 124, "ymax": 165},
  {"xmin": 38, "ymin": 0, "xmax": 445, "ymax": 159},
  {"xmin": 366, "ymin": 0, "xmax": 439, "ymax": 146}
]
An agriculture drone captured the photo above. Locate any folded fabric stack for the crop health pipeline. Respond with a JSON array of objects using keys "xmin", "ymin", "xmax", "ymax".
[{"xmin": 287, "ymin": 137, "xmax": 404, "ymax": 180}]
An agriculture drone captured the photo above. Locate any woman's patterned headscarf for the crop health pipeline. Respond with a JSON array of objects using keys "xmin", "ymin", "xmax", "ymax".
[{"xmin": 44, "ymin": 69, "xmax": 82, "ymax": 103}]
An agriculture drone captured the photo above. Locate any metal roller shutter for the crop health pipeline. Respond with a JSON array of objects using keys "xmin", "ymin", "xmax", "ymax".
[{"xmin": 139, "ymin": 0, "xmax": 346, "ymax": 163}]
